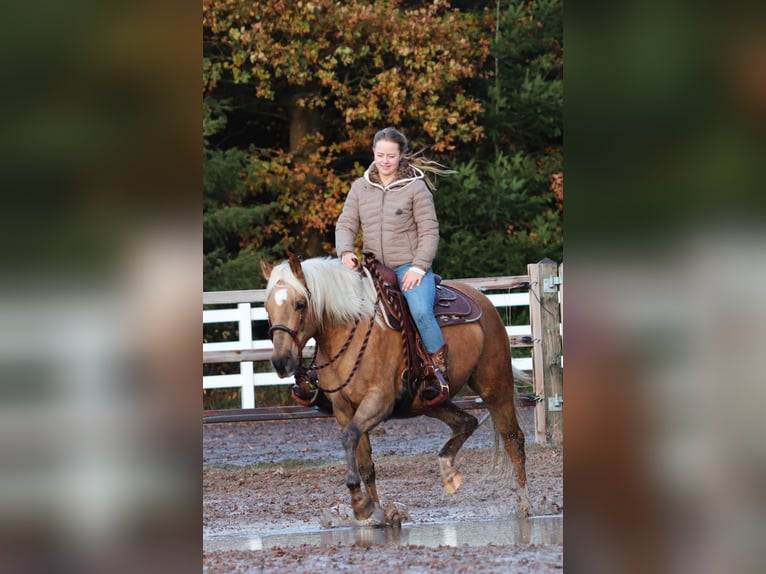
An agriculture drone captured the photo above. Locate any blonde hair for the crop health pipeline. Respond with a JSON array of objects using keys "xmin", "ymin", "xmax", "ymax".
[{"xmin": 372, "ymin": 127, "xmax": 456, "ymax": 191}]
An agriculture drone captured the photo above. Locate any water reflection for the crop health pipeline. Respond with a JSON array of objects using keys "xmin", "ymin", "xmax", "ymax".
[{"xmin": 204, "ymin": 514, "xmax": 563, "ymax": 552}]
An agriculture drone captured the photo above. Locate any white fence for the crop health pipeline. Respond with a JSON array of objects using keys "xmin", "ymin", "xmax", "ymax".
[
  {"xmin": 204, "ymin": 294, "xmax": 533, "ymax": 407},
  {"xmin": 204, "ymin": 264, "xmax": 560, "ymax": 403}
]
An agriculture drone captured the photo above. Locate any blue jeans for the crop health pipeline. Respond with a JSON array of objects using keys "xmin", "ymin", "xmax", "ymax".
[{"xmin": 394, "ymin": 264, "xmax": 444, "ymax": 354}]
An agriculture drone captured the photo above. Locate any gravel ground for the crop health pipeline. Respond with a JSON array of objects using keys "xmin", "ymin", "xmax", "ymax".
[{"xmin": 203, "ymin": 407, "xmax": 563, "ymax": 573}]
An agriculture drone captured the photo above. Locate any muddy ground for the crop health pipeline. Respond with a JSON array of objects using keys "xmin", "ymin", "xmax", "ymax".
[{"xmin": 203, "ymin": 407, "xmax": 563, "ymax": 572}]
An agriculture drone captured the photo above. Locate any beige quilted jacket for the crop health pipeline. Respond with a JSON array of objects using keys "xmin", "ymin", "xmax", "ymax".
[{"xmin": 335, "ymin": 162, "xmax": 439, "ymax": 271}]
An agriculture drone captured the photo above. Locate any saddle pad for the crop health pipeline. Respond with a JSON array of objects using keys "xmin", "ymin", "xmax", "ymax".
[{"xmin": 434, "ymin": 284, "xmax": 482, "ymax": 327}]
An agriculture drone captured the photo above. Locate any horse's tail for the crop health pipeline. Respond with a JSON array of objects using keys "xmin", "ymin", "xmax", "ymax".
[
  {"xmin": 479, "ymin": 365, "xmax": 531, "ymax": 481},
  {"xmin": 512, "ymin": 364, "xmax": 531, "ymax": 385},
  {"xmin": 480, "ymin": 420, "xmax": 511, "ymax": 481}
]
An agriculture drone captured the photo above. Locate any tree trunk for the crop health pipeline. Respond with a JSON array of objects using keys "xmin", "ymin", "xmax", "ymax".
[{"xmin": 287, "ymin": 91, "xmax": 321, "ymax": 155}]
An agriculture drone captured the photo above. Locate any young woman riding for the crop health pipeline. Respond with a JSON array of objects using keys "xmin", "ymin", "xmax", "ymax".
[{"xmin": 335, "ymin": 127, "xmax": 453, "ymax": 407}]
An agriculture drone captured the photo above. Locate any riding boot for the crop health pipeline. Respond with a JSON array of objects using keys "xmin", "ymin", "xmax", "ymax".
[{"xmin": 422, "ymin": 344, "xmax": 450, "ymax": 407}]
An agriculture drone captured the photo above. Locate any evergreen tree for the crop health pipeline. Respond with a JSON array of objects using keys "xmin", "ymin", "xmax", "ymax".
[
  {"xmin": 203, "ymin": 98, "xmax": 280, "ymax": 290},
  {"xmin": 435, "ymin": 0, "xmax": 563, "ymax": 278}
]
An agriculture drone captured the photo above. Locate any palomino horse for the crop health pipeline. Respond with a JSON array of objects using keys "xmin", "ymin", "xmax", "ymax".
[{"xmin": 260, "ymin": 253, "xmax": 529, "ymax": 524}]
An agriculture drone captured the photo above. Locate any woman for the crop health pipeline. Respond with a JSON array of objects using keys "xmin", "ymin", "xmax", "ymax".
[{"xmin": 335, "ymin": 127, "xmax": 453, "ymax": 407}]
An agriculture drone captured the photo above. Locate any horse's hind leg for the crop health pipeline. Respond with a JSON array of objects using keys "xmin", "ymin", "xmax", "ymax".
[{"xmin": 425, "ymin": 402, "xmax": 479, "ymax": 494}]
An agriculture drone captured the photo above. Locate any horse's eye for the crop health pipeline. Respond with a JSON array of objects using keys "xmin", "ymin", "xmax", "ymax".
[{"xmin": 295, "ymin": 300, "xmax": 306, "ymax": 312}]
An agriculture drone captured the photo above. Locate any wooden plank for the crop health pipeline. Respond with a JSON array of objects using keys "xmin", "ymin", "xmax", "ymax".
[
  {"xmin": 203, "ymin": 347, "xmax": 316, "ymax": 364},
  {"xmin": 528, "ymin": 260, "xmax": 563, "ymax": 444},
  {"xmin": 558, "ymin": 263, "xmax": 564, "ymax": 365},
  {"xmin": 485, "ymin": 292, "xmax": 531, "ymax": 307},
  {"xmin": 449, "ymin": 275, "xmax": 530, "ymax": 291},
  {"xmin": 529, "ymin": 263, "xmax": 547, "ymax": 443},
  {"xmin": 203, "ymin": 335, "xmax": 531, "ymax": 364},
  {"xmin": 508, "ymin": 335, "xmax": 534, "ymax": 347},
  {"xmin": 203, "ymin": 344, "xmax": 532, "ymax": 365},
  {"xmin": 241, "ymin": 361, "xmax": 255, "ymax": 409},
  {"xmin": 202, "ymin": 275, "xmax": 531, "ymax": 306},
  {"xmin": 203, "ymin": 405, "xmax": 333, "ymax": 423},
  {"xmin": 203, "ymin": 308, "xmax": 247, "ymax": 322},
  {"xmin": 204, "ymin": 289, "xmax": 266, "ymax": 305},
  {"xmin": 203, "ymin": 396, "xmax": 493, "ymax": 424},
  {"xmin": 203, "ymin": 396, "xmax": 537, "ymax": 424},
  {"xmin": 203, "ymin": 340, "xmax": 275, "ymax": 352}
]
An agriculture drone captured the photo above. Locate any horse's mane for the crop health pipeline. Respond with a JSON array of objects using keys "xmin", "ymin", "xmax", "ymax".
[{"xmin": 266, "ymin": 257, "xmax": 378, "ymax": 330}]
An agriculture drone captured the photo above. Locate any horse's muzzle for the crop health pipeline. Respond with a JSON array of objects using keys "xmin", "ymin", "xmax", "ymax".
[{"xmin": 271, "ymin": 352, "xmax": 298, "ymax": 378}]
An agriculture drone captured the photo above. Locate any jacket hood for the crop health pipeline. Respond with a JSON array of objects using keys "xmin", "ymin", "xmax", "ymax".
[{"xmin": 363, "ymin": 161, "xmax": 425, "ymax": 191}]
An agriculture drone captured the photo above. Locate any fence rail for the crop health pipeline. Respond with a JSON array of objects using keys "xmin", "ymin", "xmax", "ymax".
[{"xmin": 203, "ymin": 261, "xmax": 563, "ymax": 442}]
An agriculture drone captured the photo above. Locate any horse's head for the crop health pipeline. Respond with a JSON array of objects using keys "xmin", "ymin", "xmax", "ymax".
[{"xmin": 260, "ymin": 252, "xmax": 315, "ymax": 378}]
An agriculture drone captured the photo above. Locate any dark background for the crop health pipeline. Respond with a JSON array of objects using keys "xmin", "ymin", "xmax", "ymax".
[{"xmin": 0, "ymin": 1, "xmax": 764, "ymax": 573}]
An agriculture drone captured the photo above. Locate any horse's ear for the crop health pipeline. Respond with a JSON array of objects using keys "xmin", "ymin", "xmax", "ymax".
[
  {"xmin": 260, "ymin": 258, "xmax": 273, "ymax": 280},
  {"xmin": 286, "ymin": 250, "xmax": 306, "ymax": 286},
  {"xmin": 287, "ymin": 249, "xmax": 306, "ymax": 283}
]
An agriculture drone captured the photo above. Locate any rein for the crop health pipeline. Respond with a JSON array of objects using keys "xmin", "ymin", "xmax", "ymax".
[
  {"xmin": 313, "ymin": 306, "xmax": 377, "ymax": 394},
  {"xmin": 309, "ymin": 317, "xmax": 360, "ymax": 370}
]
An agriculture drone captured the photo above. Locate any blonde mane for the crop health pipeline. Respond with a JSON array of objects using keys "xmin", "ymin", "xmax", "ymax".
[{"xmin": 266, "ymin": 257, "xmax": 378, "ymax": 331}]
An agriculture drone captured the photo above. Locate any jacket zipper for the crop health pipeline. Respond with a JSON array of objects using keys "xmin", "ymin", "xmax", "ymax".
[{"xmin": 379, "ymin": 185, "xmax": 387, "ymax": 264}]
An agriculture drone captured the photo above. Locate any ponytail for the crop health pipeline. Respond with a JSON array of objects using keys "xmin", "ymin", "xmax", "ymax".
[{"xmin": 405, "ymin": 150, "xmax": 456, "ymax": 192}]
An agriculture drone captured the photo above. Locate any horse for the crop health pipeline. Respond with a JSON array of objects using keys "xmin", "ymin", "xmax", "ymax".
[{"xmin": 260, "ymin": 252, "xmax": 529, "ymax": 525}]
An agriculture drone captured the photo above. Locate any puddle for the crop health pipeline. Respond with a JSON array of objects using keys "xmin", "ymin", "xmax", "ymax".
[{"xmin": 204, "ymin": 514, "xmax": 563, "ymax": 552}]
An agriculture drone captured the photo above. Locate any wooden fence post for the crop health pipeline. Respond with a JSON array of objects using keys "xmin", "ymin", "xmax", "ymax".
[
  {"xmin": 238, "ymin": 303, "xmax": 256, "ymax": 409},
  {"xmin": 528, "ymin": 259, "xmax": 563, "ymax": 444}
]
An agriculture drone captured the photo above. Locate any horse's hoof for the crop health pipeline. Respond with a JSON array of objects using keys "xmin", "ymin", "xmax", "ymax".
[
  {"xmin": 442, "ymin": 470, "xmax": 463, "ymax": 494},
  {"xmin": 319, "ymin": 503, "xmax": 354, "ymax": 528},
  {"xmin": 319, "ymin": 508, "xmax": 340, "ymax": 528},
  {"xmin": 516, "ymin": 486, "xmax": 531, "ymax": 517},
  {"xmin": 384, "ymin": 502, "xmax": 410, "ymax": 527},
  {"xmin": 352, "ymin": 504, "xmax": 387, "ymax": 527},
  {"xmin": 515, "ymin": 502, "xmax": 531, "ymax": 518}
]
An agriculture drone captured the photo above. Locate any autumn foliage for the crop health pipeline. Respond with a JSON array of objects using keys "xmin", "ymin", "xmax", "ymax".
[
  {"xmin": 203, "ymin": 0, "xmax": 563, "ymax": 289},
  {"xmin": 203, "ymin": 0, "xmax": 490, "ymax": 151}
]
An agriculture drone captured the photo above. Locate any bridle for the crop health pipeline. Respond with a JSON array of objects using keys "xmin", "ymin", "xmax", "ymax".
[
  {"xmin": 267, "ymin": 307, "xmax": 306, "ymax": 351},
  {"xmin": 267, "ymin": 279, "xmax": 311, "ymax": 350}
]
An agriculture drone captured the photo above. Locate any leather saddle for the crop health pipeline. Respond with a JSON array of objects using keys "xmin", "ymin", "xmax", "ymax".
[
  {"xmin": 362, "ymin": 253, "xmax": 482, "ymax": 414},
  {"xmin": 364, "ymin": 253, "xmax": 482, "ymax": 330},
  {"xmin": 433, "ymin": 280, "xmax": 483, "ymax": 327}
]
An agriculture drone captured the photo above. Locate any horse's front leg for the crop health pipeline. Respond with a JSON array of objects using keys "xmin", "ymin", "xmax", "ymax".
[
  {"xmin": 339, "ymin": 395, "xmax": 392, "ymax": 523},
  {"xmin": 341, "ymin": 422, "xmax": 385, "ymax": 523},
  {"xmin": 356, "ymin": 431, "xmax": 379, "ymax": 505}
]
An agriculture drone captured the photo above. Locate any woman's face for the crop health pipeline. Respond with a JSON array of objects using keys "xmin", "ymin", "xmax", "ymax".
[{"xmin": 373, "ymin": 139, "xmax": 403, "ymax": 180}]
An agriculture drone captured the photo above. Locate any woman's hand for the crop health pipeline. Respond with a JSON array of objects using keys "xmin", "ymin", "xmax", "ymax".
[
  {"xmin": 400, "ymin": 268, "xmax": 424, "ymax": 291},
  {"xmin": 341, "ymin": 252, "xmax": 360, "ymax": 270}
]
